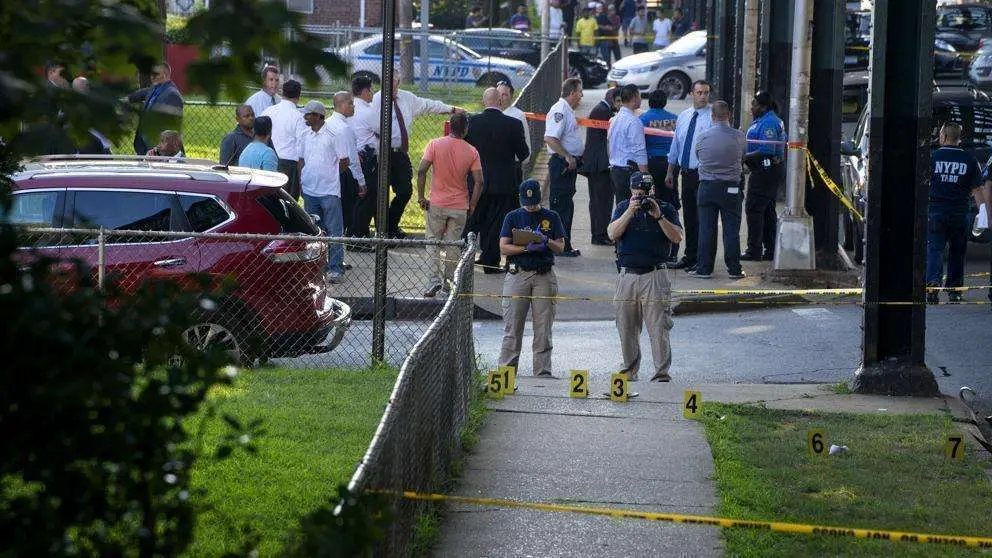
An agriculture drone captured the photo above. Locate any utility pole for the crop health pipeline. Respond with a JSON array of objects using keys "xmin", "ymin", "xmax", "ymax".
[
  {"xmin": 739, "ymin": 0, "xmax": 759, "ymax": 131},
  {"xmin": 419, "ymin": 0, "xmax": 429, "ymax": 92},
  {"xmin": 806, "ymin": 0, "xmax": 845, "ymax": 269},
  {"xmin": 773, "ymin": 0, "xmax": 814, "ymax": 270},
  {"xmin": 541, "ymin": 0, "xmax": 551, "ymax": 60},
  {"xmin": 399, "ymin": 0, "xmax": 414, "ymax": 83},
  {"xmin": 853, "ymin": 0, "xmax": 937, "ymax": 396}
]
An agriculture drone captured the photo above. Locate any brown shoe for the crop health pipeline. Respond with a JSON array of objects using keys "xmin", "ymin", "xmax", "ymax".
[{"xmin": 649, "ymin": 372, "xmax": 672, "ymax": 382}]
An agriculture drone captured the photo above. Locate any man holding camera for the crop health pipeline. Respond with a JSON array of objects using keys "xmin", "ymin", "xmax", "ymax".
[{"xmin": 608, "ymin": 172, "xmax": 683, "ymax": 382}]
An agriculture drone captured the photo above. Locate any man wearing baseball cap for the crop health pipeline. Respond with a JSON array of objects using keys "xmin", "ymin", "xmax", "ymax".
[
  {"xmin": 497, "ymin": 179, "xmax": 567, "ymax": 377},
  {"xmin": 300, "ymin": 100, "xmax": 351, "ymax": 284},
  {"xmin": 607, "ymin": 171, "xmax": 683, "ymax": 382}
]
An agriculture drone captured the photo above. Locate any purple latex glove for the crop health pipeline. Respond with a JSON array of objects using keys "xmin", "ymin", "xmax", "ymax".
[{"xmin": 526, "ymin": 240, "xmax": 547, "ymax": 252}]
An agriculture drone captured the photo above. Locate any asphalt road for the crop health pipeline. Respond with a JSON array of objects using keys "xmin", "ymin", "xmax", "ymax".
[{"xmin": 471, "ymin": 302, "xmax": 992, "ymax": 397}]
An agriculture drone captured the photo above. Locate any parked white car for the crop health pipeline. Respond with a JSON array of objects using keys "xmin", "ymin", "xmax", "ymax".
[
  {"xmin": 607, "ymin": 30, "xmax": 708, "ymax": 99},
  {"xmin": 335, "ymin": 35, "xmax": 536, "ymax": 90}
]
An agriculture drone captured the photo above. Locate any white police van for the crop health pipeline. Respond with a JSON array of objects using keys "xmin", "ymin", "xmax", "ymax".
[{"xmin": 336, "ymin": 35, "xmax": 535, "ymax": 91}]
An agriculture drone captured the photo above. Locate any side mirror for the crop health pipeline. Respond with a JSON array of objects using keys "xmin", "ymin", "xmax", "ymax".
[{"xmin": 840, "ymin": 139, "xmax": 859, "ymax": 156}]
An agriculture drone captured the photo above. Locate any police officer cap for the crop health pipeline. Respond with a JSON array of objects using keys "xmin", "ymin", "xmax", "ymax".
[
  {"xmin": 519, "ymin": 179, "xmax": 541, "ymax": 205},
  {"xmin": 629, "ymin": 171, "xmax": 646, "ymax": 190}
]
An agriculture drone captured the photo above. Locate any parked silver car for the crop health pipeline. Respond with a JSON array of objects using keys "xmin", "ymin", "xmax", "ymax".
[{"xmin": 607, "ymin": 30, "xmax": 707, "ymax": 99}]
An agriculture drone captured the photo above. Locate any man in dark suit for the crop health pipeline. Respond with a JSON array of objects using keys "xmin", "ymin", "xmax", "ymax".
[
  {"xmin": 465, "ymin": 87, "xmax": 530, "ymax": 273},
  {"xmin": 581, "ymin": 87, "xmax": 620, "ymax": 246},
  {"xmin": 128, "ymin": 63, "xmax": 184, "ymax": 156}
]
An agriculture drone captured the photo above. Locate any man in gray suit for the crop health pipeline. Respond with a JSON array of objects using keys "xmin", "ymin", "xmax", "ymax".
[{"xmin": 129, "ymin": 63, "xmax": 184, "ymax": 155}]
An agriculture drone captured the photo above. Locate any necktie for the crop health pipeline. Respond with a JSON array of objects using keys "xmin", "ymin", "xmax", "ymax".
[
  {"xmin": 394, "ymin": 100, "xmax": 409, "ymax": 153},
  {"xmin": 680, "ymin": 110, "xmax": 698, "ymax": 169},
  {"xmin": 270, "ymin": 95, "xmax": 276, "ymax": 106}
]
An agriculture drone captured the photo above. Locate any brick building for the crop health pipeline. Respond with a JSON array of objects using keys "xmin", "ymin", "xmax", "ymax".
[{"xmin": 288, "ymin": 0, "xmax": 382, "ymax": 27}]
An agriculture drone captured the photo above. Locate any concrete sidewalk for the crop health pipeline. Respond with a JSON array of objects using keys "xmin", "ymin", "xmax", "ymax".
[
  {"xmin": 434, "ymin": 378, "xmax": 973, "ymax": 557},
  {"xmin": 470, "ymin": 95, "xmax": 859, "ymax": 321}
]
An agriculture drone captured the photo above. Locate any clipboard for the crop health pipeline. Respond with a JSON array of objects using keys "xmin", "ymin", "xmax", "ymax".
[{"xmin": 512, "ymin": 229, "xmax": 544, "ymax": 246}]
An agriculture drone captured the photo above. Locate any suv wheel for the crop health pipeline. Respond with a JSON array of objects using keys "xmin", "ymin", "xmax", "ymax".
[
  {"xmin": 658, "ymin": 72, "xmax": 690, "ymax": 100},
  {"xmin": 184, "ymin": 316, "xmax": 253, "ymax": 367}
]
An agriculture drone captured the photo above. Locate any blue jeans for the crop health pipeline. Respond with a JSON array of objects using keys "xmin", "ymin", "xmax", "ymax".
[
  {"xmin": 302, "ymin": 193, "xmax": 344, "ymax": 274},
  {"xmin": 696, "ymin": 180, "xmax": 743, "ymax": 275},
  {"xmin": 925, "ymin": 206, "xmax": 968, "ymax": 288}
]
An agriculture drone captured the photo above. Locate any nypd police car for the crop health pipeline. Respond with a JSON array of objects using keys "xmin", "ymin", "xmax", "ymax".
[{"xmin": 336, "ymin": 35, "xmax": 535, "ymax": 91}]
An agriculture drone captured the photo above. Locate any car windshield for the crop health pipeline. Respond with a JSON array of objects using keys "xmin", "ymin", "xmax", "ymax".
[
  {"xmin": 661, "ymin": 31, "xmax": 706, "ymax": 55},
  {"xmin": 448, "ymin": 38, "xmax": 483, "ymax": 59},
  {"xmin": 933, "ymin": 102, "xmax": 992, "ymax": 148},
  {"xmin": 937, "ymin": 7, "xmax": 991, "ymax": 30}
]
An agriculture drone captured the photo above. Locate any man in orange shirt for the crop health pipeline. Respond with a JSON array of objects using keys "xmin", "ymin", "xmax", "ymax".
[{"xmin": 417, "ymin": 112, "xmax": 485, "ymax": 297}]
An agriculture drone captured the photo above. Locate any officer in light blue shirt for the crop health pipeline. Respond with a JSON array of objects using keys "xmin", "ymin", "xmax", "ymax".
[
  {"xmin": 237, "ymin": 116, "xmax": 278, "ymax": 172},
  {"xmin": 665, "ymin": 79, "xmax": 713, "ymax": 271},
  {"xmin": 607, "ymin": 84, "xmax": 648, "ymax": 204},
  {"xmin": 742, "ymin": 92, "xmax": 786, "ymax": 260}
]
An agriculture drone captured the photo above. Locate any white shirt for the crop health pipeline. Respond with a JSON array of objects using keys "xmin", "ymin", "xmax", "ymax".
[
  {"xmin": 300, "ymin": 124, "xmax": 348, "ymax": 197},
  {"xmin": 261, "ymin": 99, "xmax": 308, "ymax": 161},
  {"xmin": 349, "ymin": 96, "xmax": 380, "ymax": 154},
  {"xmin": 372, "ymin": 89, "xmax": 453, "ymax": 150},
  {"xmin": 503, "ymin": 105, "xmax": 532, "ymax": 164},
  {"xmin": 653, "ymin": 17, "xmax": 672, "ymax": 47},
  {"xmin": 544, "ymin": 98, "xmax": 583, "ymax": 156},
  {"xmin": 548, "ymin": 6, "xmax": 564, "ymax": 39},
  {"xmin": 327, "ymin": 112, "xmax": 366, "ymax": 187},
  {"xmin": 245, "ymin": 89, "xmax": 281, "ymax": 120},
  {"xmin": 607, "ymin": 106, "xmax": 647, "ymax": 167}
]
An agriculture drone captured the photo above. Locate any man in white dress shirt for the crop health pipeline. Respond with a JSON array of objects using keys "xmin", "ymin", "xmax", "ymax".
[
  {"xmin": 261, "ymin": 79, "xmax": 309, "ymax": 201},
  {"xmin": 300, "ymin": 101, "xmax": 350, "ymax": 284},
  {"xmin": 244, "ymin": 66, "xmax": 281, "ymax": 123},
  {"xmin": 372, "ymin": 74, "xmax": 464, "ymax": 238},
  {"xmin": 497, "ymin": 81, "xmax": 531, "ymax": 185},
  {"xmin": 348, "ymin": 75, "xmax": 381, "ymax": 242},
  {"xmin": 326, "ymin": 91, "xmax": 367, "ymax": 237}
]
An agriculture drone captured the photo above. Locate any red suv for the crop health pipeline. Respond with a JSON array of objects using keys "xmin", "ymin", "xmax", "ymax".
[{"xmin": 9, "ymin": 156, "xmax": 351, "ymax": 365}]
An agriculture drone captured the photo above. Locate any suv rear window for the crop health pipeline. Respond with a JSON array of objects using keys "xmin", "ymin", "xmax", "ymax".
[
  {"xmin": 180, "ymin": 194, "xmax": 230, "ymax": 232},
  {"xmin": 256, "ymin": 192, "xmax": 320, "ymax": 234}
]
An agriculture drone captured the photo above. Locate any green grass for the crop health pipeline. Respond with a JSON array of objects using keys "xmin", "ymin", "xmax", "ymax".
[
  {"xmin": 184, "ymin": 366, "xmax": 397, "ymax": 558},
  {"xmin": 699, "ymin": 403, "xmax": 992, "ymax": 557},
  {"xmin": 114, "ymin": 93, "xmax": 483, "ymax": 232}
]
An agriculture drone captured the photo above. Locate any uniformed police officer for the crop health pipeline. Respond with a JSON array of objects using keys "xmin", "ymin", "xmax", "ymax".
[
  {"xmin": 926, "ymin": 122, "xmax": 983, "ymax": 304},
  {"xmin": 498, "ymin": 179, "xmax": 567, "ymax": 377},
  {"xmin": 742, "ymin": 92, "xmax": 786, "ymax": 261},
  {"xmin": 607, "ymin": 172, "xmax": 684, "ymax": 382},
  {"xmin": 544, "ymin": 77, "xmax": 585, "ymax": 257}
]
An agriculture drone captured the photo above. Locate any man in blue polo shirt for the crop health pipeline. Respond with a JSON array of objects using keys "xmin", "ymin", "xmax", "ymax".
[
  {"xmin": 498, "ymin": 179, "xmax": 566, "ymax": 377},
  {"xmin": 926, "ymin": 122, "xmax": 984, "ymax": 304},
  {"xmin": 641, "ymin": 89, "xmax": 679, "ymax": 263},
  {"xmin": 608, "ymin": 172, "xmax": 683, "ymax": 382}
]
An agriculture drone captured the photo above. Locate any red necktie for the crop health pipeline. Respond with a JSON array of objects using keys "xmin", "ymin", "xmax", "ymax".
[{"xmin": 394, "ymin": 100, "xmax": 409, "ymax": 153}]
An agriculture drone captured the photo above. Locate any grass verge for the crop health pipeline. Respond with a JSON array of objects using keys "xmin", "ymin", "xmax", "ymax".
[
  {"xmin": 184, "ymin": 365, "xmax": 397, "ymax": 557},
  {"xmin": 700, "ymin": 403, "xmax": 992, "ymax": 557}
]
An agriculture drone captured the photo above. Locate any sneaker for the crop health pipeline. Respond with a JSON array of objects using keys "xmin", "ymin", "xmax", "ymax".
[
  {"xmin": 728, "ymin": 270, "xmax": 747, "ymax": 280},
  {"xmin": 649, "ymin": 372, "xmax": 672, "ymax": 382},
  {"xmin": 325, "ymin": 271, "xmax": 343, "ymax": 284},
  {"xmin": 687, "ymin": 270, "xmax": 712, "ymax": 279},
  {"xmin": 672, "ymin": 258, "xmax": 695, "ymax": 270},
  {"xmin": 559, "ymin": 249, "xmax": 581, "ymax": 257},
  {"xmin": 628, "ymin": 375, "xmax": 639, "ymax": 382},
  {"xmin": 423, "ymin": 283, "xmax": 442, "ymax": 298},
  {"xmin": 535, "ymin": 370, "xmax": 556, "ymax": 378},
  {"xmin": 740, "ymin": 252, "xmax": 762, "ymax": 261}
]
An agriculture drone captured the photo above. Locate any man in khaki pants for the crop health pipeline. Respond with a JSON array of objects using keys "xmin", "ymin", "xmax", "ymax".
[
  {"xmin": 498, "ymin": 180, "xmax": 567, "ymax": 377},
  {"xmin": 417, "ymin": 113, "xmax": 484, "ymax": 296},
  {"xmin": 607, "ymin": 172, "xmax": 684, "ymax": 381}
]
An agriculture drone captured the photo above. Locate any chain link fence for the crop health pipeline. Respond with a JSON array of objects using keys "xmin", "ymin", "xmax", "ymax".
[
  {"xmin": 19, "ymin": 227, "xmax": 472, "ymax": 368},
  {"xmin": 513, "ymin": 37, "xmax": 568, "ymax": 178},
  {"xmin": 346, "ymin": 230, "xmax": 477, "ymax": 556}
]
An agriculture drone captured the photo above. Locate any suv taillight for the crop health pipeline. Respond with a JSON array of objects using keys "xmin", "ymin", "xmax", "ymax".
[{"xmin": 262, "ymin": 240, "xmax": 323, "ymax": 263}]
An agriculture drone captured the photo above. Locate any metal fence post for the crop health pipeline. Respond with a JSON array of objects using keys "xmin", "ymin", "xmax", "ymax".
[{"xmin": 97, "ymin": 227, "xmax": 106, "ymax": 291}]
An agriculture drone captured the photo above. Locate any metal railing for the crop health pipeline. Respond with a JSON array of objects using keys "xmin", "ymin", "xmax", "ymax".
[
  {"xmin": 346, "ymin": 231, "xmax": 477, "ymax": 555},
  {"xmin": 19, "ymin": 227, "xmax": 470, "ymax": 368}
]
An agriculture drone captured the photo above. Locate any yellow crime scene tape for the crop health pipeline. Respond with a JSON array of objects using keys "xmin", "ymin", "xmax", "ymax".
[{"xmin": 371, "ymin": 490, "xmax": 992, "ymax": 549}]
